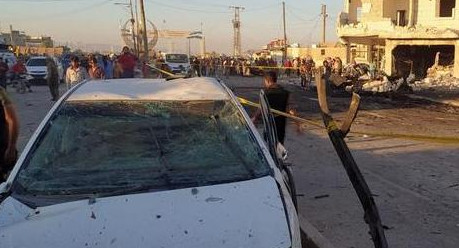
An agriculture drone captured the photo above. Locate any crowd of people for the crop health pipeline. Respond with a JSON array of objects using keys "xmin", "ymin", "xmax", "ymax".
[
  {"xmin": 64, "ymin": 45, "xmax": 140, "ymax": 88},
  {"xmin": 0, "ymin": 47, "xmax": 371, "ymax": 176}
]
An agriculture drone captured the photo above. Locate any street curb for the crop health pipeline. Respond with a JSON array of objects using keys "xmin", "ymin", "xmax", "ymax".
[
  {"xmin": 299, "ymin": 214, "xmax": 336, "ymax": 248},
  {"xmin": 407, "ymin": 94, "xmax": 459, "ymax": 107}
]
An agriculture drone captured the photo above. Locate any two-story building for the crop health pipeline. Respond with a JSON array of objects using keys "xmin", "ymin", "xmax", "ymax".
[{"xmin": 337, "ymin": 0, "xmax": 459, "ymax": 78}]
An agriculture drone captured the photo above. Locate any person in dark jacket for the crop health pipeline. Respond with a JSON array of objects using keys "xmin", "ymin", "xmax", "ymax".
[
  {"xmin": 252, "ymin": 71, "xmax": 290, "ymax": 144},
  {"xmin": 46, "ymin": 58, "xmax": 60, "ymax": 101}
]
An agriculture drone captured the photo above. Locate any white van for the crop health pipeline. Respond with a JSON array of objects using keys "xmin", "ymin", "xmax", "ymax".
[{"xmin": 164, "ymin": 53, "xmax": 191, "ymax": 75}]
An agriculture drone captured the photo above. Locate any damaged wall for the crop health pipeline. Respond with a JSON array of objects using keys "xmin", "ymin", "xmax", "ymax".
[
  {"xmin": 385, "ymin": 39, "xmax": 458, "ymax": 78},
  {"xmin": 392, "ymin": 45, "xmax": 455, "ymax": 78}
]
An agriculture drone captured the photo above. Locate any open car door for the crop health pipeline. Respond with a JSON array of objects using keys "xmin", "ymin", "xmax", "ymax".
[{"xmin": 259, "ymin": 90, "xmax": 298, "ymax": 207}]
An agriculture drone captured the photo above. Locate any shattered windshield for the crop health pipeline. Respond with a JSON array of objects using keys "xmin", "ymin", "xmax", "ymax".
[{"xmin": 14, "ymin": 100, "xmax": 270, "ymax": 204}]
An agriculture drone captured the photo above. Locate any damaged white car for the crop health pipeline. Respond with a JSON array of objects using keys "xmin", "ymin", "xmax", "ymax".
[{"xmin": 0, "ymin": 77, "xmax": 300, "ymax": 248}]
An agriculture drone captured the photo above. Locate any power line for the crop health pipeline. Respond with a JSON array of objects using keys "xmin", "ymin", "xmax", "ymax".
[
  {"xmin": 147, "ymin": 0, "xmax": 229, "ymax": 14},
  {"xmin": 286, "ymin": 8, "xmax": 321, "ymax": 23},
  {"xmin": 244, "ymin": 3, "xmax": 279, "ymax": 12}
]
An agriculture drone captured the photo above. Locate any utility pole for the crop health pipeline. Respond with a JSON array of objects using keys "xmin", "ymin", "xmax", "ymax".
[
  {"xmin": 139, "ymin": 0, "xmax": 149, "ymax": 61},
  {"xmin": 230, "ymin": 6, "xmax": 244, "ymax": 57},
  {"xmin": 321, "ymin": 4, "xmax": 328, "ymax": 46},
  {"xmin": 282, "ymin": 1, "xmax": 287, "ymax": 63},
  {"xmin": 134, "ymin": 0, "xmax": 140, "ymax": 56},
  {"xmin": 129, "ymin": 0, "xmax": 137, "ymax": 56}
]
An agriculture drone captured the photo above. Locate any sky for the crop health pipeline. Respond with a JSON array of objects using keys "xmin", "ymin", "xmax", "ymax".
[{"xmin": 0, "ymin": 0, "xmax": 343, "ymax": 54}]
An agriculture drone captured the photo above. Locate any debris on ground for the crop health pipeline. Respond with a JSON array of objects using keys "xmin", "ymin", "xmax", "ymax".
[{"xmin": 410, "ymin": 66, "xmax": 459, "ymax": 91}]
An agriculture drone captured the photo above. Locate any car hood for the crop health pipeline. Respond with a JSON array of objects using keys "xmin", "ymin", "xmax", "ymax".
[
  {"xmin": 26, "ymin": 66, "xmax": 47, "ymax": 74},
  {"xmin": 0, "ymin": 176, "xmax": 291, "ymax": 248}
]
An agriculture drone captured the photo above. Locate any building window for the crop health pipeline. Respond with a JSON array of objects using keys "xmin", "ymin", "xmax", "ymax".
[
  {"xmin": 396, "ymin": 10, "xmax": 406, "ymax": 26},
  {"xmin": 321, "ymin": 49, "xmax": 326, "ymax": 55},
  {"xmin": 439, "ymin": 0, "xmax": 455, "ymax": 17}
]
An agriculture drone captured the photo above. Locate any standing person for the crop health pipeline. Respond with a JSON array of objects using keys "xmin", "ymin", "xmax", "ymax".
[
  {"xmin": 332, "ymin": 57, "xmax": 343, "ymax": 76},
  {"xmin": 192, "ymin": 57, "xmax": 201, "ymax": 77},
  {"xmin": 46, "ymin": 58, "xmax": 59, "ymax": 101},
  {"xmin": 223, "ymin": 58, "xmax": 229, "ymax": 78},
  {"xmin": 304, "ymin": 57, "xmax": 315, "ymax": 90},
  {"xmin": 292, "ymin": 58, "xmax": 299, "ymax": 77},
  {"xmin": 12, "ymin": 58, "xmax": 32, "ymax": 92},
  {"xmin": 252, "ymin": 71, "xmax": 290, "ymax": 144},
  {"xmin": 65, "ymin": 56, "xmax": 88, "ymax": 90},
  {"xmin": 117, "ymin": 46, "xmax": 136, "ymax": 78},
  {"xmin": 284, "ymin": 59, "xmax": 292, "ymax": 78},
  {"xmin": 0, "ymin": 88, "xmax": 19, "ymax": 182},
  {"xmin": 88, "ymin": 57, "xmax": 105, "ymax": 80},
  {"xmin": 299, "ymin": 59, "xmax": 307, "ymax": 89},
  {"xmin": 0, "ymin": 58, "xmax": 9, "ymax": 89},
  {"xmin": 103, "ymin": 55, "xmax": 114, "ymax": 79},
  {"xmin": 113, "ymin": 57, "xmax": 123, "ymax": 79}
]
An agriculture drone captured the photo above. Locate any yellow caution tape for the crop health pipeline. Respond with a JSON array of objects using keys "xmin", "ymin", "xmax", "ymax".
[
  {"xmin": 145, "ymin": 63, "xmax": 178, "ymax": 78},
  {"xmin": 237, "ymin": 97, "xmax": 459, "ymax": 144},
  {"xmin": 216, "ymin": 64, "xmax": 305, "ymax": 70}
]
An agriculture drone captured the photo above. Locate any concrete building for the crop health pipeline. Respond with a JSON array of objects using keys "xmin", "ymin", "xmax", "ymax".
[
  {"xmin": 0, "ymin": 26, "xmax": 54, "ymax": 48},
  {"xmin": 337, "ymin": 0, "xmax": 459, "ymax": 78},
  {"xmin": 287, "ymin": 46, "xmax": 348, "ymax": 63}
]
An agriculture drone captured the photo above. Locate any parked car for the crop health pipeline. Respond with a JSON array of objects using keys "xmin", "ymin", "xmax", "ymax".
[
  {"xmin": 0, "ymin": 77, "xmax": 301, "ymax": 248},
  {"xmin": 25, "ymin": 56, "xmax": 64, "ymax": 85}
]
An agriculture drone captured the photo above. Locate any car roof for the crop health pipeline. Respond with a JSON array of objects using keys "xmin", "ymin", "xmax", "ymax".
[{"xmin": 67, "ymin": 77, "xmax": 231, "ymax": 101}]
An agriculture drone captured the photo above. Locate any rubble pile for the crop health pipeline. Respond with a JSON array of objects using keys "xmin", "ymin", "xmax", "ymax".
[
  {"xmin": 361, "ymin": 77, "xmax": 407, "ymax": 93},
  {"xmin": 360, "ymin": 66, "xmax": 459, "ymax": 93},
  {"xmin": 410, "ymin": 66, "xmax": 459, "ymax": 91}
]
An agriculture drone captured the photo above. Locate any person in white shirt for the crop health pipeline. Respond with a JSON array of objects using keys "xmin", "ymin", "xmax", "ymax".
[{"xmin": 65, "ymin": 56, "xmax": 88, "ymax": 90}]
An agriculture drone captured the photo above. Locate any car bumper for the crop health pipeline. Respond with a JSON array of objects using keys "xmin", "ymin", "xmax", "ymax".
[{"xmin": 28, "ymin": 74, "xmax": 47, "ymax": 84}]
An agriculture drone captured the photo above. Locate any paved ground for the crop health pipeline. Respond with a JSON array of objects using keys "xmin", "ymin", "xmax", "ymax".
[{"xmin": 8, "ymin": 77, "xmax": 459, "ymax": 248}]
